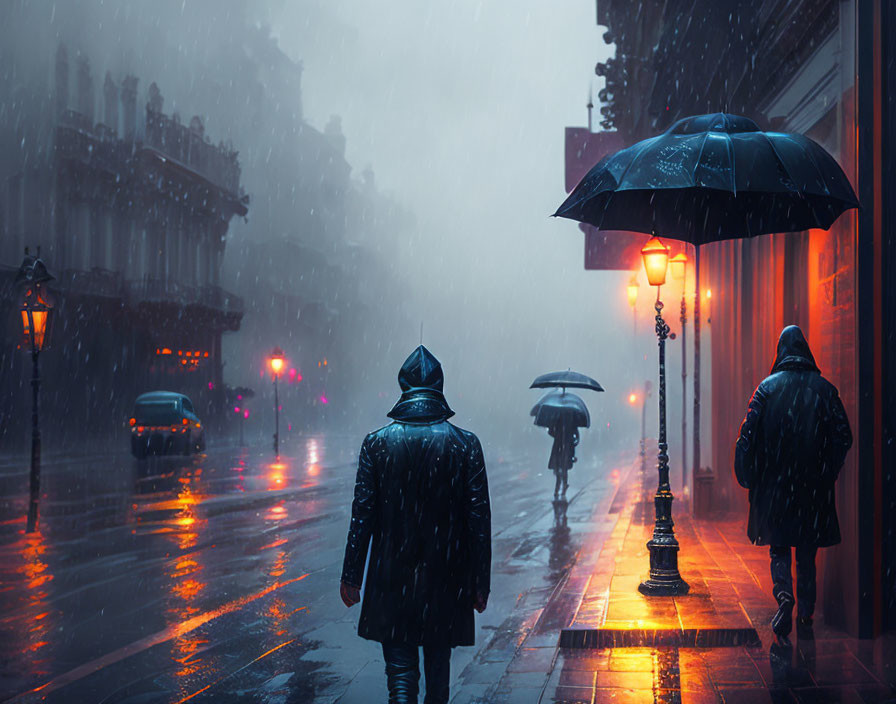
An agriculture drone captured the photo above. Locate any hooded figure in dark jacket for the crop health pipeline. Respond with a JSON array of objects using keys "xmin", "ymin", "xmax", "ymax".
[
  {"xmin": 341, "ymin": 346, "xmax": 491, "ymax": 704},
  {"xmin": 735, "ymin": 325, "xmax": 851, "ymax": 639}
]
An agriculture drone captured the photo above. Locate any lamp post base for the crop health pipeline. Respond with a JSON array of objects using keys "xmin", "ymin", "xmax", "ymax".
[
  {"xmin": 639, "ymin": 538, "xmax": 690, "ymax": 596},
  {"xmin": 638, "ymin": 576, "xmax": 690, "ymax": 596}
]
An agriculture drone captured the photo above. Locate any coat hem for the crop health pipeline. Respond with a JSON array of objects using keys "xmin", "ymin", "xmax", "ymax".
[{"xmin": 358, "ymin": 631, "xmax": 475, "ymax": 648}]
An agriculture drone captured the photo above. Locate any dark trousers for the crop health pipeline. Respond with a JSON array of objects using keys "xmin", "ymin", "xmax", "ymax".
[
  {"xmin": 769, "ymin": 545, "xmax": 818, "ymax": 618},
  {"xmin": 382, "ymin": 642, "xmax": 451, "ymax": 704}
]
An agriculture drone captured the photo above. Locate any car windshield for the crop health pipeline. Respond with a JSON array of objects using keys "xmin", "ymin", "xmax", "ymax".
[{"xmin": 134, "ymin": 400, "xmax": 181, "ymax": 424}]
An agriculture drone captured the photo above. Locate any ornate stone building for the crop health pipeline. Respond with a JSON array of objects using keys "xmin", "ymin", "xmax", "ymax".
[
  {"xmin": 565, "ymin": 0, "xmax": 895, "ymax": 638},
  {"xmin": 0, "ymin": 45, "xmax": 248, "ymax": 444}
]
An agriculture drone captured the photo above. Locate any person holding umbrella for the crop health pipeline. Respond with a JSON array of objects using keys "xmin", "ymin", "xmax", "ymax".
[
  {"xmin": 530, "ymin": 371, "xmax": 603, "ymax": 500},
  {"xmin": 548, "ymin": 419, "xmax": 578, "ymax": 499}
]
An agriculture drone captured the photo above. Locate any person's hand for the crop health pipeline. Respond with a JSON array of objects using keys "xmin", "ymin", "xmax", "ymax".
[
  {"xmin": 473, "ymin": 592, "xmax": 488, "ymax": 613},
  {"xmin": 340, "ymin": 581, "xmax": 361, "ymax": 608}
]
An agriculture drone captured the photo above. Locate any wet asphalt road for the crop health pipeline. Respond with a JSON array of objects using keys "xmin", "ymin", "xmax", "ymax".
[{"xmin": 0, "ymin": 434, "xmax": 624, "ymax": 703}]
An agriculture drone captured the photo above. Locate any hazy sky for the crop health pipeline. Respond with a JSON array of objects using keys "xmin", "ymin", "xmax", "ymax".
[
  {"xmin": 257, "ymin": 2, "xmax": 660, "ymax": 448},
  {"xmin": 3, "ymin": 0, "xmax": 672, "ymax": 456}
]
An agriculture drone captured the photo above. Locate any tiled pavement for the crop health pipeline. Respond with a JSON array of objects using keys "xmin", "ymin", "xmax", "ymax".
[{"xmin": 460, "ymin": 464, "xmax": 896, "ymax": 703}]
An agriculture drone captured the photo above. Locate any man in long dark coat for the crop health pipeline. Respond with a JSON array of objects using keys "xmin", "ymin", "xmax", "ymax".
[
  {"xmin": 735, "ymin": 325, "xmax": 852, "ymax": 639},
  {"xmin": 340, "ymin": 346, "xmax": 491, "ymax": 704}
]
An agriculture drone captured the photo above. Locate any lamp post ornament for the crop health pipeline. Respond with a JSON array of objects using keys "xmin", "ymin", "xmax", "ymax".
[{"xmin": 638, "ymin": 237, "xmax": 689, "ymax": 596}]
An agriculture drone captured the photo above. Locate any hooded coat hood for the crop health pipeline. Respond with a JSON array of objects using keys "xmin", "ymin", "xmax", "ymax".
[
  {"xmin": 387, "ymin": 345, "xmax": 455, "ymax": 423},
  {"xmin": 770, "ymin": 325, "xmax": 820, "ymax": 374},
  {"xmin": 769, "ymin": 325, "xmax": 821, "ymax": 374}
]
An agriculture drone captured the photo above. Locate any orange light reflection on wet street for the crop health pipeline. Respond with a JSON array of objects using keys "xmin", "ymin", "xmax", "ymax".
[
  {"xmin": 266, "ymin": 501, "xmax": 288, "ymax": 522},
  {"xmin": 267, "ymin": 461, "xmax": 288, "ymax": 491},
  {"xmin": 164, "ymin": 475, "xmax": 210, "ymax": 688}
]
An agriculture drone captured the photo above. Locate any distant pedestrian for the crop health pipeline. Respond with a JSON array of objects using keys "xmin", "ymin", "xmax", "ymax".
[
  {"xmin": 548, "ymin": 419, "xmax": 578, "ymax": 499},
  {"xmin": 340, "ymin": 346, "xmax": 491, "ymax": 704},
  {"xmin": 735, "ymin": 325, "xmax": 852, "ymax": 640}
]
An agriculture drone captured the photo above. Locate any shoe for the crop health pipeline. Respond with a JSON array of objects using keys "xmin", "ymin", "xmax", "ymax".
[{"xmin": 771, "ymin": 592, "xmax": 794, "ymax": 638}]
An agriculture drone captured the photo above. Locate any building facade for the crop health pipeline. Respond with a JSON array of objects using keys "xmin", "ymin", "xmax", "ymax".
[
  {"xmin": 568, "ymin": 0, "xmax": 895, "ymax": 638},
  {"xmin": 0, "ymin": 46, "xmax": 248, "ymax": 446}
]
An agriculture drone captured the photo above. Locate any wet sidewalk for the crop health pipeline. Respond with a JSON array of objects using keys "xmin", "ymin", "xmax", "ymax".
[{"xmin": 470, "ymin": 464, "xmax": 896, "ymax": 703}]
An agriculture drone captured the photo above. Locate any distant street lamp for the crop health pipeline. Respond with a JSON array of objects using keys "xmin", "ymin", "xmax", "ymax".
[
  {"xmin": 234, "ymin": 404, "xmax": 250, "ymax": 447},
  {"xmin": 630, "ymin": 381, "xmax": 653, "ymax": 515},
  {"xmin": 670, "ymin": 252, "xmax": 689, "ymax": 500},
  {"xmin": 627, "ymin": 275, "xmax": 640, "ymax": 334},
  {"xmin": 269, "ymin": 347, "xmax": 285, "ymax": 458},
  {"xmin": 16, "ymin": 249, "xmax": 55, "ymax": 533},
  {"xmin": 638, "ymin": 237, "xmax": 689, "ymax": 596}
]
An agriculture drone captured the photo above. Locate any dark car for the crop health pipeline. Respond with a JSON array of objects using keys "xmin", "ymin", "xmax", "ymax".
[{"xmin": 130, "ymin": 391, "xmax": 205, "ymax": 458}]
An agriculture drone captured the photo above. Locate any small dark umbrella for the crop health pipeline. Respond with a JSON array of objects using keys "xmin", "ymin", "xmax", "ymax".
[
  {"xmin": 530, "ymin": 370, "xmax": 604, "ymax": 392},
  {"xmin": 530, "ymin": 390, "xmax": 590, "ymax": 429},
  {"xmin": 553, "ymin": 113, "xmax": 859, "ymax": 244}
]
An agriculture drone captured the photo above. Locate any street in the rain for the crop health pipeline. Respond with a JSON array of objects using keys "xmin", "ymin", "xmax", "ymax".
[{"xmin": 0, "ymin": 438, "xmax": 625, "ymax": 703}]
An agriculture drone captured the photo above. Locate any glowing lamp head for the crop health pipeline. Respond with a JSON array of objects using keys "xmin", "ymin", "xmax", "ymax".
[
  {"xmin": 669, "ymin": 252, "xmax": 688, "ymax": 282},
  {"xmin": 269, "ymin": 347, "xmax": 285, "ymax": 375},
  {"xmin": 706, "ymin": 289, "xmax": 712, "ymax": 299},
  {"xmin": 16, "ymin": 252, "xmax": 56, "ymax": 353},
  {"xmin": 626, "ymin": 276, "xmax": 640, "ymax": 308},
  {"xmin": 19, "ymin": 288, "xmax": 55, "ymax": 352},
  {"xmin": 640, "ymin": 236, "xmax": 670, "ymax": 286},
  {"xmin": 628, "ymin": 393, "xmax": 638, "ymax": 405}
]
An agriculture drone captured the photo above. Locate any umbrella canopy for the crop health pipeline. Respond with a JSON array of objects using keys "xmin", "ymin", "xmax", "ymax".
[
  {"xmin": 530, "ymin": 370, "xmax": 604, "ymax": 392},
  {"xmin": 530, "ymin": 390, "xmax": 590, "ymax": 429},
  {"xmin": 554, "ymin": 113, "xmax": 859, "ymax": 245}
]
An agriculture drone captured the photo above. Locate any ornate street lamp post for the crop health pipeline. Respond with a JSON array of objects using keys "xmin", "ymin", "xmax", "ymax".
[
  {"xmin": 638, "ymin": 237, "xmax": 689, "ymax": 596},
  {"xmin": 636, "ymin": 380, "xmax": 652, "ymax": 478},
  {"xmin": 670, "ymin": 252, "xmax": 689, "ymax": 500},
  {"xmin": 629, "ymin": 381, "xmax": 652, "ymax": 517},
  {"xmin": 269, "ymin": 347, "xmax": 285, "ymax": 458},
  {"xmin": 15, "ymin": 250, "xmax": 55, "ymax": 533}
]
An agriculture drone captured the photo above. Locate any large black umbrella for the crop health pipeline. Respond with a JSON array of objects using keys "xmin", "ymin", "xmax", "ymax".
[
  {"xmin": 530, "ymin": 370, "xmax": 604, "ymax": 392},
  {"xmin": 530, "ymin": 390, "xmax": 590, "ymax": 428},
  {"xmin": 553, "ymin": 113, "xmax": 859, "ymax": 244}
]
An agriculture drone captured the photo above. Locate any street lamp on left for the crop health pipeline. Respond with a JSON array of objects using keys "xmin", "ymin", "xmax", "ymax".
[
  {"xmin": 15, "ymin": 249, "xmax": 55, "ymax": 533},
  {"xmin": 269, "ymin": 347, "xmax": 285, "ymax": 458}
]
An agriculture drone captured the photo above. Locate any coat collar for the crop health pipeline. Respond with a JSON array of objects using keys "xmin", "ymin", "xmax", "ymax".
[{"xmin": 387, "ymin": 388, "xmax": 454, "ymax": 424}]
